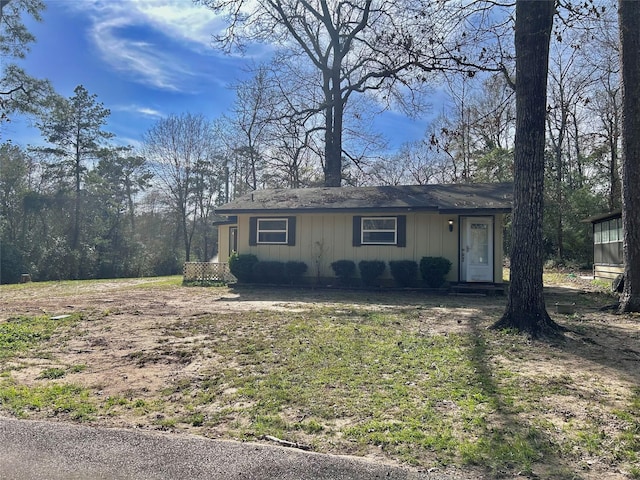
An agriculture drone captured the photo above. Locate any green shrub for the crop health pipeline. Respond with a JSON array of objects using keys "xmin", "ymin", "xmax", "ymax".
[
  {"xmin": 358, "ymin": 260, "xmax": 386, "ymax": 287},
  {"xmin": 228, "ymin": 253, "xmax": 258, "ymax": 283},
  {"xmin": 284, "ymin": 261, "xmax": 308, "ymax": 284},
  {"xmin": 331, "ymin": 260, "xmax": 356, "ymax": 285},
  {"xmin": 420, "ymin": 256, "xmax": 452, "ymax": 288},
  {"xmin": 252, "ymin": 261, "xmax": 285, "ymax": 284},
  {"xmin": 389, "ymin": 260, "xmax": 418, "ymax": 287}
]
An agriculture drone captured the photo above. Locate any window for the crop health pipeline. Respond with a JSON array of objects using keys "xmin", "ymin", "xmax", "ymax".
[
  {"xmin": 610, "ymin": 219, "xmax": 618, "ymax": 242},
  {"xmin": 594, "ymin": 218, "xmax": 622, "ymax": 245},
  {"xmin": 353, "ymin": 215, "xmax": 406, "ymax": 247},
  {"xmin": 249, "ymin": 217, "xmax": 296, "ymax": 246},
  {"xmin": 594, "ymin": 222, "xmax": 602, "ymax": 244},
  {"xmin": 362, "ymin": 217, "xmax": 397, "ymax": 244},
  {"xmin": 602, "ymin": 221, "xmax": 610, "ymax": 243},
  {"xmin": 257, "ymin": 218, "xmax": 288, "ymax": 244},
  {"xmin": 229, "ymin": 226, "xmax": 238, "ymax": 256}
]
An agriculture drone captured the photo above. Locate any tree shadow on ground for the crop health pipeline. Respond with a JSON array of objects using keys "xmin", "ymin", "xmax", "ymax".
[
  {"xmin": 464, "ymin": 318, "xmax": 588, "ymax": 479},
  {"xmin": 543, "ymin": 286, "xmax": 640, "ymax": 385},
  {"xmin": 224, "ymin": 284, "xmax": 503, "ymax": 309},
  {"xmin": 552, "ymin": 317, "xmax": 640, "ymax": 385},
  {"xmin": 221, "ymin": 283, "xmax": 635, "ymax": 477}
]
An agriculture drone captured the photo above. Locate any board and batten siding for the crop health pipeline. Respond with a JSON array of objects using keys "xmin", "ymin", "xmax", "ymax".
[{"xmin": 219, "ymin": 212, "xmax": 506, "ymax": 283}]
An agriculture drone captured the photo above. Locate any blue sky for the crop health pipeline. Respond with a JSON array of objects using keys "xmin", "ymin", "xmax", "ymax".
[{"xmin": 6, "ymin": 0, "xmax": 432, "ymax": 152}]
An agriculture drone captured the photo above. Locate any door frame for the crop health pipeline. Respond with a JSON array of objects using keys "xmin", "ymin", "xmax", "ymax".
[{"xmin": 459, "ymin": 216, "xmax": 495, "ymax": 283}]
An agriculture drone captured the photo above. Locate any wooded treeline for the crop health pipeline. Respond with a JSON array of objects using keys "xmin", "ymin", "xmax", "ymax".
[{"xmin": 0, "ymin": 0, "xmax": 624, "ymax": 283}]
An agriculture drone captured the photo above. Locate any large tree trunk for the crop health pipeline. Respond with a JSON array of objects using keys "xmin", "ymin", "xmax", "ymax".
[
  {"xmin": 323, "ymin": 65, "xmax": 343, "ymax": 187},
  {"xmin": 493, "ymin": 0, "xmax": 563, "ymax": 337},
  {"xmin": 618, "ymin": 0, "xmax": 640, "ymax": 312}
]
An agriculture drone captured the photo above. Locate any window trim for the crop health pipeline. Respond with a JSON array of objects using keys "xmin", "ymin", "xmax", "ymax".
[
  {"xmin": 353, "ymin": 215, "xmax": 406, "ymax": 247},
  {"xmin": 361, "ymin": 216, "xmax": 398, "ymax": 245}
]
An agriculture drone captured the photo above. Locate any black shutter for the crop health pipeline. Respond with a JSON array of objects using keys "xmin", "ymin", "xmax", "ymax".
[
  {"xmin": 397, "ymin": 215, "xmax": 406, "ymax": 247},
  {"xmin": 249, "ymin": 217, "xmax": 257, "ymax": 246},
  {"xmin": 353, "ymin": 216, "xmax": 362, "ymax": 246},
  {"xmin": 287, "ymin": 216, "xmax": 296, "ymax": 246}
]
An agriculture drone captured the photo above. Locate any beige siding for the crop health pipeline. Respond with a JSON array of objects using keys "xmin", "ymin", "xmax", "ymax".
[
  {"xmin": 494, "ymin": 216, "xmax": 505, "ymax": 282},
  {"xmin": 217, "ymin": 212, "xmax": 505, "ymax": 283},
  {"xmin": 218, "ymin": 225, "xmax": 231, "ymax": 262}
]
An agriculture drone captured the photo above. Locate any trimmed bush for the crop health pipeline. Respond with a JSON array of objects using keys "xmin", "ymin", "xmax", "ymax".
[
  {"xmin": 228, "ymin": 253, "xmax": 258, "ymax": 283},
  {"xmin": 284, "ymin": 261, "xmax": 308, "ymax": 284},
  {"xmin": 252, "ymin": 261, "xmax": 286, "ymax": 284},
  {"xmin": 420, "ymin": 256, "xmax": 452, "ymax": 288},
  {"xmin": 389, "ymin": 260, "xmax": 418, "ymax": 287},
  {"xmin": 331, "ymin": 260, "xmax": 356, "ymax": 285},
  {"xmin": 358, "ymin": 260, "xmax": 386, "ymax": 287}
]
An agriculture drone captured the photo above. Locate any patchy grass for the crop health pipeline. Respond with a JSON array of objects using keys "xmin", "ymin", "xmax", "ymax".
[
  {"xmin": 146, "ymin": 303, "xmax": 639, "ymax": 478},
  {"xmin": 0, "ymin": 314, "xmax": 80, "ymax": 360},
  {"xmin": 0, "ymin": 377, "xmax": 95, "ymax": 420},
  {"xmin": 0, "ymin": 275, "xmax": 638, "ymax": 479},
  {"xmin": 38, "ymin": 367, "xmax": 67, "ymax": 379},
  {"xmin": 0, "ymin": 276, "xmax": 182, "ymax": 297}
]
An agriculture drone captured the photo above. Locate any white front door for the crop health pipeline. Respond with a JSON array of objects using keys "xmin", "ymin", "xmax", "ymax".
[{"xmin": 460, "ymin": 217, "xmax": 494, "ymax": 283}]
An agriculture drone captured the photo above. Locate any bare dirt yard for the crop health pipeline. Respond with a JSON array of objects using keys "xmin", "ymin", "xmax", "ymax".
[{"xmin": 0, "ymin": 274, "xmax": 638, "ymax": 479}]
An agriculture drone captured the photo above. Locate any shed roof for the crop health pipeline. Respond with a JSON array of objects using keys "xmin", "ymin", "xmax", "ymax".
[
  {"xmin": 216, "ymin": 182, "xmax": 513, "ymax": 215},
  {"xmin": 582, "ymin": 210, "xmax": 622, "ymax": 224}
]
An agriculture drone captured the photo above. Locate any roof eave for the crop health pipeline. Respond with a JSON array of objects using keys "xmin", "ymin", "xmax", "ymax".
[
  {"xmin": 215, "ymin": 206, "xmax": 511, "ymax": 215},
  {"xmin": 439, "ymin": 207, "xmax": 512, "ymax": 215},
  {"xmin": 581, "ymin": 210, "xmax": 622, "ymax": 223}
]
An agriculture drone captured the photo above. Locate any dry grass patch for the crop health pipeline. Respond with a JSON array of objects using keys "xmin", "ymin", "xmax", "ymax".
[{"xmin": 0, "ymin": 275, "xmax": 638, "ymax": 479}]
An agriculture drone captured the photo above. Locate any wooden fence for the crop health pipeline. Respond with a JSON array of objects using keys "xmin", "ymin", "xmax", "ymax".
[{"xmin": 183, "ymin": 262, "xmax": 236, "ymax": 283}]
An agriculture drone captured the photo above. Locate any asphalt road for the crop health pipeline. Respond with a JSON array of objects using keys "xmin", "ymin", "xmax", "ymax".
[{"xmin": 0, "ymin": 417, "xmax": 465, "ymax": 480}]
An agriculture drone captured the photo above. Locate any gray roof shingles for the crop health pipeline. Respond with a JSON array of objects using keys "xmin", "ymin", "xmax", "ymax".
[{"xmin": 216, "ymin": 182, "xmax": 513, "ymax": 214}]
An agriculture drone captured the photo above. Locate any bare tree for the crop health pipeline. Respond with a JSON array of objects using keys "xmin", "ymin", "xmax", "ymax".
[
  {"xmin": 583, "ymin": 8, "xmax": 623, "ymax": 210},
  {"xmin": 143, "ymin": 113, "xmax": 221, "ymax": 262},
  {"xmin": 546, "ymin": 41, "xmax": 598, "ymax": 260},
  {"xmin": 263, "ymin": 116, "xmax": 322, "ymax": 188},
  {"xmin": 592, "ymin": 73, "xmax": 623, "ymax": 211},
  {"xmin": 428, "ymin": 73, "xmax": 515, "ymax": 183},
  {"xmin": 225, "ymin": 68, "xmax": 276, "ymax": 192},
  {"xmin": 198, "ymin": 0, "xmax": 467, "ymax": 186},
  {"xmin": 192, "ymin": 156, "xmax": 226, "ymax": 260}
]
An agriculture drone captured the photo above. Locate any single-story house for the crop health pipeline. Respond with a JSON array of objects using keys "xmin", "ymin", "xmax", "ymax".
[
  {"xmin": 214, "ymin": 182, "xmax": 513, "ymax": 286},
  {"xmin": 584, "ymin": 210, "xmax": 623, "ymax": 282}
]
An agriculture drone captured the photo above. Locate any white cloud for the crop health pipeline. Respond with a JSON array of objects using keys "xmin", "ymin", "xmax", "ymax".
[
  {"xmin": 114, "ymin": 103, "xmax": 165, "ymax": 119},
  {"xmin": 64, "ymin": 0, "xmax": 227, "ymax": 91},
  {"xmin": 133, "ymin": 1, "xmax": 226, "ymax": 49}
]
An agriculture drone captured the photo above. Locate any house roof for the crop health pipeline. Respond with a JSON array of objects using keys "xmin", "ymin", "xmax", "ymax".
[{"xmin": 216, "ymin": 182, "xmax": 513, "ymax": 215}]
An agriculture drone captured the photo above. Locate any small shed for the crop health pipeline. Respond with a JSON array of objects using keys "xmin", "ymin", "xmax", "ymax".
[{"xmin": 584, "ymin": 210, "xmax": 623, "ymax": 282}]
